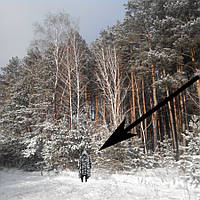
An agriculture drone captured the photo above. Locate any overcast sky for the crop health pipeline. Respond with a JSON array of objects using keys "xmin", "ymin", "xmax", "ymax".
[{"xmin": 0, "ymin": 0, "xmax": 127, "ymax": 68}]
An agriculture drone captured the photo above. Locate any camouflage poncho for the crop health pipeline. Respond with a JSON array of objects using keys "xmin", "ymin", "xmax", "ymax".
[{"xmin": 78, "ymin": 151, "xmax": 91, "ymax": 178}]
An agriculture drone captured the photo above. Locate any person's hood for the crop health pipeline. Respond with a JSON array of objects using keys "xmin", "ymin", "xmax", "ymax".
[{"xmin": 82, "ymin": 150, "xmax": 88, "ymax": 156}]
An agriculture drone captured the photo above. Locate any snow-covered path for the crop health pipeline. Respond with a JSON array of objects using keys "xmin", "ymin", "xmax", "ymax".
[{"xmin": 0, "ymin": 168, "xmax": 200, "ymax": 200}]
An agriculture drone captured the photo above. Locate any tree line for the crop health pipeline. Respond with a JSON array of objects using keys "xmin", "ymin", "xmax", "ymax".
[{"xmin": 0, "ymin": 0, "xmax": 200, "ymax": 170}]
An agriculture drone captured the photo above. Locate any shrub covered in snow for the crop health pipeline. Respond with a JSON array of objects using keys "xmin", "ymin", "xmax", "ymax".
[{"xmin": 179, "ymin": 115, "xmax": 200, "ymax": 186}]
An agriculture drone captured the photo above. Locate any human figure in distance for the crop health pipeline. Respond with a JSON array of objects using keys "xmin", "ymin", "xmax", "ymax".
[{"xmin": 78, "ymin": 150, "xmax": 91, "ymax": 182}]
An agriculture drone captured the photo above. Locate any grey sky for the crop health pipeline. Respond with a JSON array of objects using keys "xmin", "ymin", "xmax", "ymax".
[{"xmin": 0, "ymin": 0, "xmax": 127, "ymax": 68}]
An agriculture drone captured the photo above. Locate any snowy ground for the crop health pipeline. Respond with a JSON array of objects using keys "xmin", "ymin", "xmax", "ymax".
[{"xmin": 0, "ymin": 167, "xmax": 200, "ymax": 200}]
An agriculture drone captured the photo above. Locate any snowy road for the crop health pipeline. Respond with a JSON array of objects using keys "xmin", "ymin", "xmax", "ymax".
[{"xmin": 0, "ymin": 168, "xmax": 200, "ymax": 200}]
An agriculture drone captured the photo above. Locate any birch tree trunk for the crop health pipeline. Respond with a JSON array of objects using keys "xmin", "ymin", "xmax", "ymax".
[
  {"xmin": 135, "ymin": 79, "xmax": 147, "ymax": 154},
  {"xmin": 94, "ymin": 44, "xmax": 128, "ymax": 129},
  {"xmin": 70, "ymin": 32, "xmax": 86, "ymax": 131}
]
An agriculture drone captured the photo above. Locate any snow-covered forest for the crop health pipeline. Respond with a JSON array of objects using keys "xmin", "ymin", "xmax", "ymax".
[{"xmin": 0, "ymin": 0, "xmax": 200, "ymax": 198}]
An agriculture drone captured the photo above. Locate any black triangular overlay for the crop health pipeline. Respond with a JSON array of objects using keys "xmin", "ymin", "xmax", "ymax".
[
  {"xmin": 99, "ymin": 119, "xmax": 136, "ymax": 151},
  {"xmin": 99, "ymin": 75, "xmax": 200, "ymax": 151}
]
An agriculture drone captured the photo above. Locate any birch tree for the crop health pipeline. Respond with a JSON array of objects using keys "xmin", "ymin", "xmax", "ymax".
[
  {"xmin": 32, "ymin": 12, "xmax": 78, "ymax": 121},
  {"xmin": 93, "ymin": 39, "xmax": 129, "ymax": 130},
  {"xmin": 68, "ymin": 31, "xmax": 90, "ymax": 130}
]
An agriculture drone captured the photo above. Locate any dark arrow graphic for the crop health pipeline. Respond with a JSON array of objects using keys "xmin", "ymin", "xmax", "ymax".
[{"xmin": 99, "ymin": 75, "xmax": 200, "ymax": 151}]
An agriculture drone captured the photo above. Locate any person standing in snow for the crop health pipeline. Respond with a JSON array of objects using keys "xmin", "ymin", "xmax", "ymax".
[{"xmin": 78, "ymin": 150, "xmax": 91, "ymax": 182}]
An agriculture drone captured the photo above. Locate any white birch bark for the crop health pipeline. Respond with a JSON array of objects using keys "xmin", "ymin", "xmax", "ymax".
[{"xmin": 94, "ymin": 44, "xmax": 129, "ymax": 129}]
